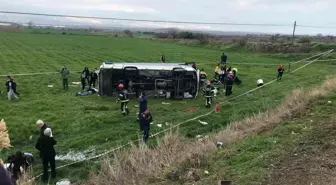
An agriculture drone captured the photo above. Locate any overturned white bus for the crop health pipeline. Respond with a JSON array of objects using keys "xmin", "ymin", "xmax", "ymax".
[{"xmin": 98, "ymin": 62, "xmax": 200, "ymax": 99}]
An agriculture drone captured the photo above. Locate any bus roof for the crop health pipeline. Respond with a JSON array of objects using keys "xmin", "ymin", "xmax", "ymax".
[{"xmin": 100, "ymin": 62, "xmax": 196, "ymax": 71}]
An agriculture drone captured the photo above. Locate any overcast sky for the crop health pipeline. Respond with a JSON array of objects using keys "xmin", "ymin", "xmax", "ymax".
[{"xmin": 0, "ymin": 0, "xmax": 335, "ymax": 35}]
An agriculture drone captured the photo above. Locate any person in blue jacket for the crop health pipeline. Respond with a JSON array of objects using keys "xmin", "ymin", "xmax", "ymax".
[
  {"xmin": 138, "ymin": 92, "xmax": 147, "ymax": 131},
  {"xmin": 140, "ymin": 110, "xmax": 152, "ymax": 143}
]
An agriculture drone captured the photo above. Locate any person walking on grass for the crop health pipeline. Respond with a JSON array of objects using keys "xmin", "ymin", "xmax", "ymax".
[
  {"xmin": 35, "ymin": 128, "xmax": 56, "ymax": 184},
  {"xmin": 60, "ymin": 66, "xmax": 70, "ymax": 90},
  {"xmin": 5, "ymin": 76, "xmax": 19, "ymax": 101},
  {"xmin": 277, "ymin": 65, "xmax": 285, "ymax": 81},
  {"xmin": 214, "ymin": 64, "xmax": 220, "ymax": 79},
  {"xmin": 117, "ymin": 84, "xmax": 129, "ymax": 115},
  {"xmin": 140, "ymin": 110, "xmax": 153, "ymax": 143}
]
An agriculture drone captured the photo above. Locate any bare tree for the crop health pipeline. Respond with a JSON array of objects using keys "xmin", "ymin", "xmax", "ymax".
[{"xmin": 28, "ymin": 21, "xmax": 33, "ymax": 29}]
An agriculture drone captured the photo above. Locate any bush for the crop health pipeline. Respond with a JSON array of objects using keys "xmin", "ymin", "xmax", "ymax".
[{"xmin": 297, "ymin": 37, "xmax": 311, "ymax": 44}]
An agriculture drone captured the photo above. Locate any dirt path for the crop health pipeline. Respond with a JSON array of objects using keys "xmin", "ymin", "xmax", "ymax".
[{"xmin": 266, "ymin": 116, "xmax": 336, "ymax": 185}]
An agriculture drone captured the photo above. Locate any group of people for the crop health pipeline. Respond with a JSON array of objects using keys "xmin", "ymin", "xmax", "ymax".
[
  {"xmin": 1, "ymin": 120, "xmax": 56, "ymax": 184},
  {"xmin": 60, "ymin": 66, "xmax": 98, "ymax": 91}
]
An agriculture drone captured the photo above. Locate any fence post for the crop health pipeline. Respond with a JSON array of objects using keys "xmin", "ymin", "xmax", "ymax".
[{"xmin": 288, "ymin": 62, "xmax": 291, "ymax": 73}]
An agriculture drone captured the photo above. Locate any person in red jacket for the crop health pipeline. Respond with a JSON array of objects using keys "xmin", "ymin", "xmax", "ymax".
[{"xmin": 277, "ymin": 65, "xmax": 285, "ymax": 81}]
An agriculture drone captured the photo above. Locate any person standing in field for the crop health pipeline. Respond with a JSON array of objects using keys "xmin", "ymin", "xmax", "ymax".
[
  {"xmin": 60, "ymin": 66, "xmax": 69, "ymax": 90},
  {"xmin": 277, "ymin": 65, "xmax": 285, "ymax": 81},
  {"xmin": 90, "ymin": 68, "xmax": 98, "ymax": 88},
  {"xmin": 203, "ymin": 82, "xmax": 214, "ymax": 108},
  {"xmin": 161, "ymin": 54, "xmax": 166, "ymax": 63},
  {"xmin": 36, "ymin": 120, "xmax": 51, "ymax": 137},
  {"xmin": 221, "ymin": 53, "xmax": 227, "ymax": 64},
  {"xmin": 138, "ymin": 92, "xmax": 147, "ymax": 131},
  {"xmin": 117, "ymin": 84, "xmax": 129, "ymax": 115},
  {"xmin": 35, "ymin": 128, "xmax": 57, "ymax": 184},
  {"xmin": 81, "ymin": 68, "xmax": 89, "ymax": 91},
  {"xmin": 214, "ymin": 64, "xmax": 220, "ymax": 79},
  {"xmin": 225, "ymin": 73, "xmax": 234, "ymax": 96},
  {"xmin": 5, "ymin": 76, "xmax": 19, "ymax": 101},
  {"xmin": 140, "ymin": 110, "xmax": 153, "ymax": 143}
]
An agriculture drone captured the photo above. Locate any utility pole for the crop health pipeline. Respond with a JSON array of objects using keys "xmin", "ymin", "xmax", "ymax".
[
  {"xmin": 289, "ymin": 21, "xmax": 297, "ymax": 72},
  {"xmin": 291, "ymin": 21, "xmax": 297, "ymax": 45}
]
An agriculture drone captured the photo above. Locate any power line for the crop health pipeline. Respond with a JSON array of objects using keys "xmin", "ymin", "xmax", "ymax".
[
  {"xmin": 297, "ymin": 24, "xmax": 336, "ymax": 29},
  {"xmin": 0, "ymin": 11, "xmax": 293, "ymax": 27}
]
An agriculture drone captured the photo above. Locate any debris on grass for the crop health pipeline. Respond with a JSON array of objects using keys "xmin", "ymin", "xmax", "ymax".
[
  {"xmin": 157, "ymin": 124, "xmax": 162, "ymax": 128},
  {"xmin": 328, "ymin": 101, "xmax": 332, "ymax": 104},
  {"xmin": 165, "ymin": 122, "xmax": 170, "ymax": 126},
  {"xmin": 216, "ymin": 141, "xmax": 224, "ymax": 148},
  {"xmin": 72, "ymin": 82, "xmax": 81, "ymax": 85},
  {"xmin": 47, "ymin": 85, "xmax": 53, "ymax": 88},
  {"xmin": 198, "ymin": 120, "xmax": 208, "ymax": 125},
  {"xmin": 162, "ymin": 102, "xmax": 171, "ymax": 105},
  {"xmin": 56, "ymin": 179, "xmax": 71, "ymax": 185},
  {"xmin": 204, "ymin": 170, "xmax": 210, "ymax": 175}
]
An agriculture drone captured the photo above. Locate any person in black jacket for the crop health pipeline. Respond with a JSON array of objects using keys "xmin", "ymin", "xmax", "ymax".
[
  {"xmin": 117, "ymin": 84, "xmax": 129, "ymax": 115},
  {"xmin": 0, "ymin": 164, "xmax": 13, "ymax": 185},
  {"xmin": 90, "ymin": 69, "xmax": 98, "ymax": 88},
  {"xmin": 221, "ymin": 53, "xmax": 227, "ymax": 64},
  {"xmin": 203, "ymin": 82, "xmax": 214, "ymax": 108},
  {"xmin": 5, "ymin": 76, "xmax": 19, "ymax": 101},
  {"xmin": 35, "ymin": 128, "xmax": 57, "ymax": 184},
  {"xmin": 225, "ymin": 74, "xmax": 234, "ymax": 96},
  {"xmin": 36, "ymin": 120, "xmax": 51, "ymax": 137}
]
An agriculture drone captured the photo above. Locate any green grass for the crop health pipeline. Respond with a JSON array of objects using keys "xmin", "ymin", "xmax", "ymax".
[
  {"xmin": 178, "ymin": 93, "xmax": 336, "ymax": 185},
  {"xmin": 0, "ymin": 32, "xmax": 334, "ymax": 183}
]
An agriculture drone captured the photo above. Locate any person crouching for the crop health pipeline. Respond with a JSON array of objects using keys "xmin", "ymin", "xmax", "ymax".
[
  {"xmin": 35, "ymin": 128, "xmax": 56, "ymax": 184},
  {"xmin": 117, "ymin": 84, "xmax": 129, "ymax": 115}
]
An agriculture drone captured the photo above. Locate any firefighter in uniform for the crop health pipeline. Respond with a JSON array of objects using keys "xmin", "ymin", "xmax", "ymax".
[
  {"xmin": 203, "ymin": 81, "xmax": 214, "ymax": 108},
  {"xmin": 117, "ymin": 84, "xmax": 129, "ymax": 115}
]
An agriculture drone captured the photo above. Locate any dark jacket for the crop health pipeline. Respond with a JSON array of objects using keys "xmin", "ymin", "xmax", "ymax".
[
  {"xmin": 0, "ymin": 165, "xmax": 14, "ymax": 185},
  {"xmin": 139, "ymin": 96, "xmax": 147, "ymax": 113},
  {"xmin": 118, "ymin": 89, "xmax": 129, "ymax": 102},
  {"xmin": 90, "ymin": 71, "xmax": 98, "ymax": 80},
  {"xmin": 5, "ymin": 81, "xmax": 17, "ymax": 93},
  {"xmin": 203, "ymin": 85, "xmax": 213, "ymax": 97},
  {"xmin": 35, "ymin": 136, "xmax": 57, "ymax": 158},
  {"xmin": 226, "ymin": 76, "xmax": 234, "ymax": 86},
  {"xmin": 140, "ymin": 111, "xmax": 153, "ymax": 127},
  {"xmin": 40, "ymin": 124, "xmax": 50, "ymax": 137},
  {"xmin": 278, "ymin": 66, "xmax": 284, "ymax": 73},
  {"xmin": 221, "ymin": 54, "xmax": 227, "ymax": 62},
  {"xmin": 161, "ymin": 55, "xmax": 165, "ymax": 63}
]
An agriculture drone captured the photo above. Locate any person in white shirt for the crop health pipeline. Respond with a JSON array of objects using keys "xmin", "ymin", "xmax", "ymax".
[{"xmin": 257, "ymin": 79, "xmax": 264, "ymax": 87}]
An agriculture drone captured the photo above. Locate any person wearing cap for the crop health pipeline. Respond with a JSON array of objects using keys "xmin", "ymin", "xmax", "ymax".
[
  {"xmin": 5, "ymin": 76, "xmax": 19, "ymax": 101},
  {"xmin": 36, "ymin": 120, "xmax": 51, "ymax": 137},
  {"xmin": 277, "ymin": 65, "xmax": 285, "ymax": 81},
  {"xmin": 117, "ymin": 84, "xmax": 129, "ymax": 115},
  {"xmin": 203, "ymin": 81, "xmax": 214, "ymax": 108},
  {"xmin": 35, "ymin": 128, "xmax": 57, "ymax": 183},
  {"xmin": 60, "ymin": 66, "xmax": 70, "ymax": 90}
]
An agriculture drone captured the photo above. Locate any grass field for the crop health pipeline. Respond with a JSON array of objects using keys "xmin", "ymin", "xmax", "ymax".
[
  {"xmin": 0, "ymin": 31, "xmax": 334, "ymax": 184},
  {"xmin": 174, "ymin": 93, "xmax": 336, "ymax": 185}
]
